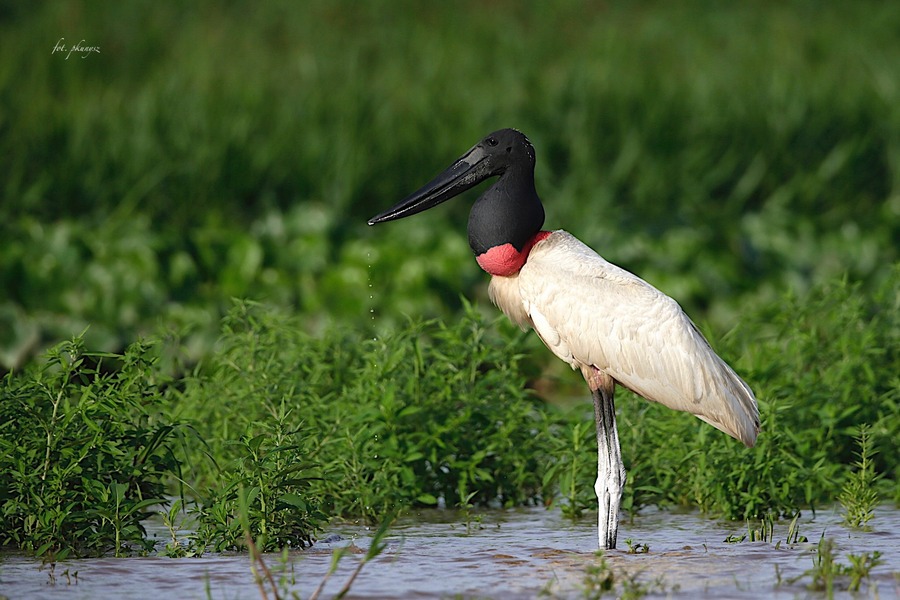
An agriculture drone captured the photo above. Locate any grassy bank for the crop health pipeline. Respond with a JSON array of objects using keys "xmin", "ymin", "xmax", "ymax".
[{"xmin": 2, "ymin": 269, "xmax": 897, "ymax": 556}]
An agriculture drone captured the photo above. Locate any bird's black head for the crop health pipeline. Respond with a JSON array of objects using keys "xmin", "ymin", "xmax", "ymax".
[
  {"xmin": 477, "ymin": 128, "xmax": 537, "ymax": 175},
  {"xmin": 368, "ymin": 128, "xmax": 545, "ymax": 255}
]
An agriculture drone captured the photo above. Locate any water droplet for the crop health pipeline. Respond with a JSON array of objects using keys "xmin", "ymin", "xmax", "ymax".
[{"xmin": 367, "ymin": 253, "xmax": 379, "ymax": 347}]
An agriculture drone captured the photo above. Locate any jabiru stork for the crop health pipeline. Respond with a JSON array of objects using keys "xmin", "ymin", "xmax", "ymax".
[{"xmin": 368, "ymin": 128, "xmax": 760, "ymax": 549}]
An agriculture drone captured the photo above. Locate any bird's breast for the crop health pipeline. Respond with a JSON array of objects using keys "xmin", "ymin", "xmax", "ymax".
[{"xmin": 475, "ymin": 230, "xmax": 552, "ymax": 276}]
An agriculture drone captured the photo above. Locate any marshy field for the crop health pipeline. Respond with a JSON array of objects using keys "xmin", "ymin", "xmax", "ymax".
[{"xmin": 1, "ymin": 1, "xmax": 898, "ymax": 598}]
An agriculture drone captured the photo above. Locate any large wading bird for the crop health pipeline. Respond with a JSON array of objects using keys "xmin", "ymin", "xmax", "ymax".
[{"xmin": 368, "ymin": 128, "xmax": 759, "ymax": 549}]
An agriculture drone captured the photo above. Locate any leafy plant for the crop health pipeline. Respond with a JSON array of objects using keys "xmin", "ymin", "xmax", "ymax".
[
  {"xmin": 839, "ymin": 424, "xmax": 880, "ymax": 530},
  {"xmin": 543, "ymin": 418, "xmax": 596, "ymax": 519},
  {"xmin": 0, "ymin": 337, "xmax": 182, "ymax": 557},
  {"xmin": 189, "ymin": 418, "xmax": 326, "ymax": 553},
  {"xmin": 724, "ymin": 513, "xmax": 810, "ymax": 547},
  {"xmin": 795, "ymin": 535, "xmax": 884, "ymax": 597},
  {"xmin": 544, "ymin": 550, "xmax": 669, "ymax": 600},
  {"xmin": 456, "ymin": 488, "xmax": 483, "ymax": 536},
  {"xmin": 176, "ymin": 299, "xmax": 556, "ymax": 531},
  {"xmin": 779, "ymin": 512, "xmax": 808, "ymax": 548},
  {"xmin": 624, "ymin": 538, "xmax": 649, "ymax": 554},
  {"xmin": 581, "ymin": 552, "xmax": 615, "ymax": 599},
  {"xmin": 160, "ymin": 499, "xmax": 199, "ymax": 558}
]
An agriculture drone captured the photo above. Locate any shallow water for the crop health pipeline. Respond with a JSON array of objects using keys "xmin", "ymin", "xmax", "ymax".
[{"xmin": 2, "ymin": 505, "xmax": 898, "ymax": 599}]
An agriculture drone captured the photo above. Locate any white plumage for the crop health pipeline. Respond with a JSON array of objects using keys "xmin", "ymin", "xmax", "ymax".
[{"xmin": 489, "ymin": 230, "xmax": 759, "ymax": 447}]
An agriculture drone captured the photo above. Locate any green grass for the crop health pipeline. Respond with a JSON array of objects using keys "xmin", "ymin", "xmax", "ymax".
[{"xmin": 0, "ymin": 1, "xmax": 898, "ymax": 557}]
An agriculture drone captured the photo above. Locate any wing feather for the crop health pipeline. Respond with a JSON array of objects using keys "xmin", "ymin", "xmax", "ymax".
[{"xmin": 514, "ymin": 231, "xmax": 760, "ymax": 447}]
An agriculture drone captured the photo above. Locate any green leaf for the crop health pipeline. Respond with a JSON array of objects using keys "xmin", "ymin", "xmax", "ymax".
[{"xmin": 416, "ymin": 493, "xmax": 438, "ymax": 505}]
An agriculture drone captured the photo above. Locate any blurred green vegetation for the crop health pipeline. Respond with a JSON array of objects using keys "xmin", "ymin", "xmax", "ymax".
[
  {"xmin": 0, "ymin": 1, "xmax": 898, "ymax": 557},
  {"xmin": 1, "ymin": 1, "xmax": 897, "ymax": 368}
]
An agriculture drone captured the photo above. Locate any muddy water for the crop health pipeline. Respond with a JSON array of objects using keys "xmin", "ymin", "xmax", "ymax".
[{"xmin": 2, "ymin": 505, "xmax": 899, "ymax": 599}]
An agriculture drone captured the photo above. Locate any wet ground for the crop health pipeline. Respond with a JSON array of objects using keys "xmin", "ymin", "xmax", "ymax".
[{"xmin": 1, "ymin": 504, "xmax": 898, "ymax": 599}]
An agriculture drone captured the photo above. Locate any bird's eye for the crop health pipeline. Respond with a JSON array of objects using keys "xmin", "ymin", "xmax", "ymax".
[{"xmin": 486, "ymin": 137, "xmax": 498, "ymax": 147}]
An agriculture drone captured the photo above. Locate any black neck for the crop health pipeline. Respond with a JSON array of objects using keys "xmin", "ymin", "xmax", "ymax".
[{"xmin": 466, "ymin": 165, "xmax": 545, "ymax": 255}]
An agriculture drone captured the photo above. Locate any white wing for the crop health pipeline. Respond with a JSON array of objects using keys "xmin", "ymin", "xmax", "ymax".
[{"xmin": 497, "ymin": 230, "xmax": 759, "ymax": 447}]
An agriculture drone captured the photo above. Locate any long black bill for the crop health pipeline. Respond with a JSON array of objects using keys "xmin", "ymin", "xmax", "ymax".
[{"xmin": 368, "ymin": 145, "xmax": 490, "ymax": 225}]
